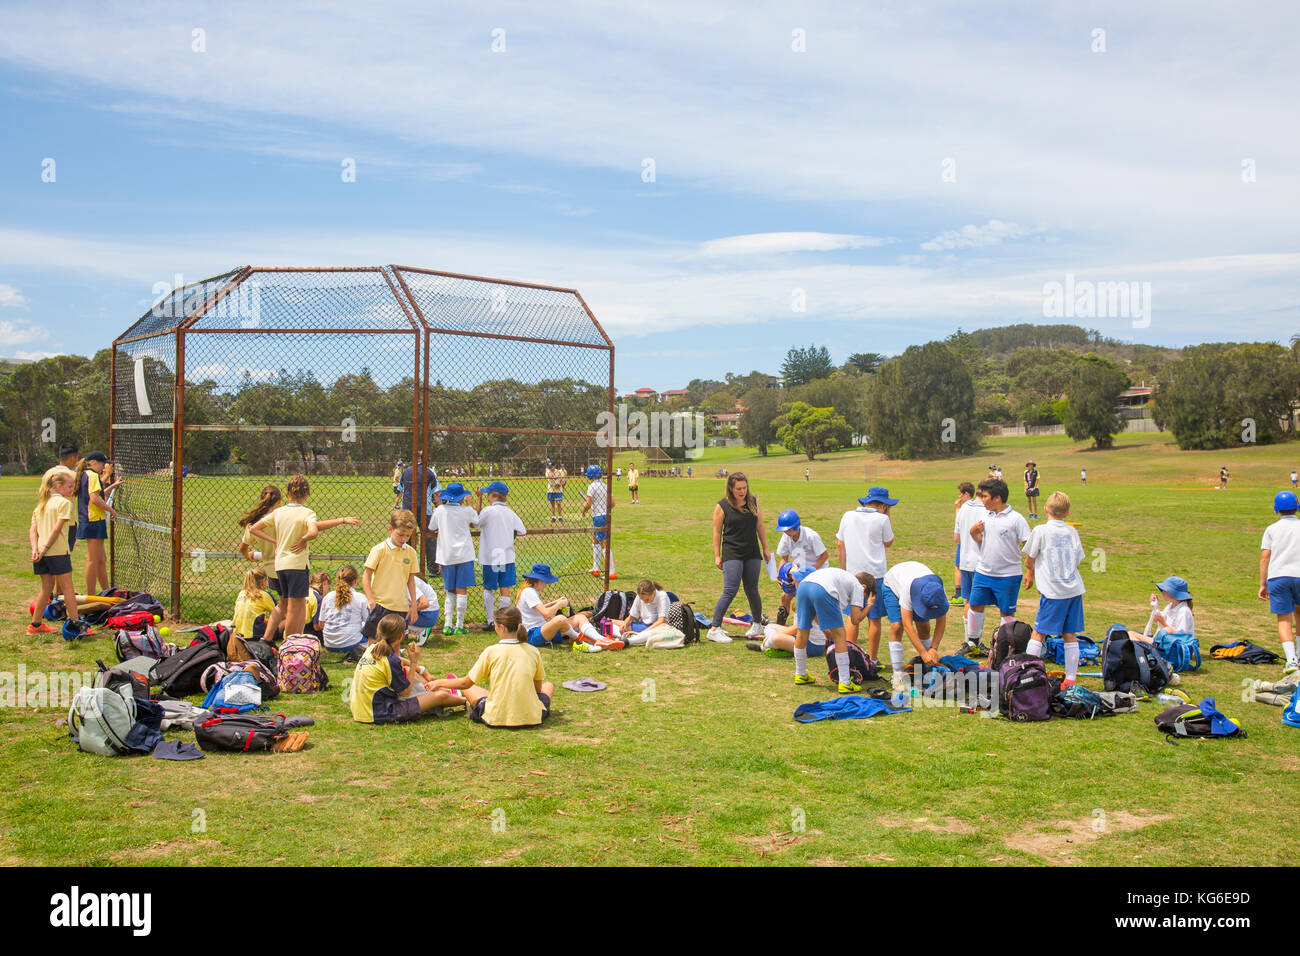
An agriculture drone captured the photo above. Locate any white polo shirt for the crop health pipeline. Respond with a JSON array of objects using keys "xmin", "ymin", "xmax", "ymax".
[
  {"xmin": 518, "ymin": 586, "xmax": 547, "ymax": 630},
  {"xmin": 431, "ymin": 502, "xmax": 480, "ymax": 565},
  {"xmin": 953, "ymin": 499, "xmax": 985, "ymax": 572},
  {"xmin": 586, "ymin": 480, "xmax": 608, "ymax": 517},
  {"xmin": 776, "ymin": 526, "xmax": 826, "ymax": 568},
  {"xmin": 1022, "ymin": 520, "xmax": 1086, "ymax": 599},
  {"xmin": 836, "ymin": 507, "xmax": 893, "ymax": 577},
  {"xmin": 883, "ymin": 560, "xmax": 938, "ymax": 613},
  {"xmin": 974, "ymin": 506, "xmax": 1031, "ymax": 577},
  {"xmin": 477, "ymin": 502, "xmax": 527, "ymax": 568},
  {"xmin": 804, "ymin": 567, "xmax": 868, "ymax": 611},
  {"xmin": 1262, "ymin": 515, "xmax": 1300, "ymax": 579}
]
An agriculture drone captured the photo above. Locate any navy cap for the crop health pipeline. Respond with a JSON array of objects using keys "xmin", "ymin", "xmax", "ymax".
[{"xmin": 909, "ymin": 574, "xmax": 950, "ymax": 622}]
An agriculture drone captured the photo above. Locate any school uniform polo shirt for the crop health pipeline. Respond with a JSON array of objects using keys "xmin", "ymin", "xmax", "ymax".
[
  {"xmin": 803, "ymin": 567, "xmax": 868, "ymax": 611},
  {"xmin": 777, "ymin": 526, "xmax": 827, "ymax": 568},
  {"xmin": 1262, "ymin": 515, "xmax": 1300, "ymax": 579},
  {"xmin": 836, "ymin": 507, "xmax": 893, "ymax": 577},
  {"xmin": 364, "ymin": 539, "xmax": 419, "ymax": 611},
  {"xmin": 477, "ymin": 502, "xmax": 527, "ymax": 568},
  {"xmin": 973, "ymin": 506, "xmax": 1031, "ymax": 577},
  {"xmin": 431, "ymin": 503, "xmax": 480, "ymax": 565},
  {"xmin": 953, "ymin": 499, "xmax": 985, "ymax": 572},
  {"xmin": 467, "ymin": 640, "xmax": 547, "ymax": 727},
  {"xmin": 268, "ymin": 502, "xmax": 317, "ymax": 571},
  {"xmin": 35, "ymin": 494, "xmax": 74, "ymax": 557},
  {"xmin": 1022, "ymin": 520, "xmax": 1085, "ymax": 599}
]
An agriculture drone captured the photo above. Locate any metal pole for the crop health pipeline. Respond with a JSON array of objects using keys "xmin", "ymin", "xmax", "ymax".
[
  {"xmin": 170, "ymin": 331, "xmax": 185, "ymax": 620},
  {"xmin": 603, "ymin": 344, "xmax": 614, "ymax": 584},
  {"xmin": 108, "ymin": 345, "xmax": 116, "ymax": 589}
]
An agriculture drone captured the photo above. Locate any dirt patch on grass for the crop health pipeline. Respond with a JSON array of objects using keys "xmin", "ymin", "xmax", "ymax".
[
  {"xmin": 116, "ymin": 838, "xmax": 222, "ymax": 861},
  {"xmin": 481, "ymin": 846, "xmax": 527, "ymax": 865},
  {"xmin": 877, "ymin": 816, "xmax": 976, "ymax": 834},
  {"xmin": 1004, "ymin": 811, "xmax": 1172, "ymax": 864},
  {"xmin": 736, "ymin": 828, "xmax": 822, "ymax": 857}
]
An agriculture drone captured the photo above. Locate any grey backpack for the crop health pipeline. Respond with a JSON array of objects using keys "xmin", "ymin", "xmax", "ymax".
[{"xmin": 67, "ymin": 686, "xmax": 164, "ymax": 756}]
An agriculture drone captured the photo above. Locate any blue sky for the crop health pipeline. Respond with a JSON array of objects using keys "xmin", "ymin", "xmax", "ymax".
[{"xmin": 1, "ymin": 1, "xmax": 1298, "ymax": 392}]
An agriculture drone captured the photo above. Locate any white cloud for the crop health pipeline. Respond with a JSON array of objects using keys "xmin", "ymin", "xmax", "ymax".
[
  {"xmin": 0, "ymin": 318, "xmax": 46, "ymax": 345},
  {"xmin": 0, "ymin": 284, "xmax": 28, "ymax": 307},
  {"xmin": 920, "ymin": 220, "xmax": 1036, "ymax": 252},
  {"xmin": 189, "ymin": 363, "xmax": 229, "ymax": 378},
  {"xmin": 11, "ymin": 349, "xmax": 61, "ymax": 360},
  {"xmin": 699, "ymin": 232, "xmax": 895, "ymax": 257}
]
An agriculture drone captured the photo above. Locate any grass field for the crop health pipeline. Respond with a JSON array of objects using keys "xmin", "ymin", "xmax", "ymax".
[{"xmin": 3, "ymin": 431, "xmax": 1299, "ymax": 866}]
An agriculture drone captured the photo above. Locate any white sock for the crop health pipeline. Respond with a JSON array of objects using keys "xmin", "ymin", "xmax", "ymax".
[
  {"xmin": 761, "ymin": 634, "xmax": 775, "ymax": 650},
  {"xmin": 498, "ymin": 595, "xmax": 510, "ymax": 609},
  {"xmin": 793, "ymin": 645, "xmax": 808, "ymax": 677},
  {"xmin": 591, "ymin": 543, "xmax": 601, "ymax": 570},
  {"xmin": 1284, "ymin": 640, "xmax": 1296, "ymax": 663},
  {"xmin": 580, "ymin": 621, "xmax": 602, "ymax": 642},
  {"xmin": 1026, "ymin": 638, "xmax": 1043, "ymax": 657},
  {"xmin": 966, "ymin": 610, "xmax": 985, "ymax": 643},
  {"xmin": 455, "ymin": 594, "xmax": 467, "ymax": 627},
  {"xmin": 626, "ymin": 629, "xmax": 651, "ymax": 646},
  {"xmin": 483, "ymin": 590, "xmax": 496, "ymax": 623},
  {"xmin": 565, "ymin": 626, "xmax": 580, "ymax": 640},
  {"xmin": 443, "ymin": 592, "xmax": 454, "ymax": 625},
  {"xmin": 835, "ymin": 651, "xmax": 852, "ymax": 685},
  {"xmin": 1000, "ymin": 614, "xmax": 1015, "ymax": 627},
  {"xmin": 607, "ymin": 548, "xmax": 614, "ymax": 575},
  {"xmin": 889, "ymin": 641, "xmax": 905, "ymax": 671},
  {"xmin": 1064, "ymin": 641, "xmax": 1080, "ymax": 680}
]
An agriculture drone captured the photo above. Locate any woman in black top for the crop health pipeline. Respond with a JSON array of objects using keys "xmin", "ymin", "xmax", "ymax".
[{"xmin": 708, "ymin": 472, "xmax": 770, "ymax": 642}]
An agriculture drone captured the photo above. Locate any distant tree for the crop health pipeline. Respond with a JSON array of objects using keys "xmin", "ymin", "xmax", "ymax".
[
  {"xmin": 865, "ymin": 342, "xmax": 979, "ymax": 458},
  {"xmin": 773, "ymin": 401, "xmax": 851, "ymax": 460},
  {"xmin": 1156, "ymin": 343, "xmax": 1300, "ymax": 449},
  {"xmin": 844, "ymin": 352, "xmax": 886, "ymax": 375},
  {"xmin": 738, "ymin": 386, "xmax": 782, "ymax": 456},
  {"xmin": 780, "ymin": 345, "xmax": 834, "ymax": 388},
  {"xmin": 1064, "ymin": 356, "xmax": 1128, "ymax": 449}
]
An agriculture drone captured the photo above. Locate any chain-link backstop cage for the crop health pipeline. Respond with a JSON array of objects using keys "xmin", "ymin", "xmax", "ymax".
[{"xmin": 111, "ymin": 266, "xmax": 615, "ymax": 622}]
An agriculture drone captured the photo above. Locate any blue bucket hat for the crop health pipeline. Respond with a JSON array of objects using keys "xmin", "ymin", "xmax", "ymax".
[
  {"xmin": 1154, "ymin": 575, "xmax": 1192, "ymax": 601},
  {"xmin": 909, "ymin": 575, "xmax": 950, "ymax": 622},
  {"xmin": 859, "ymin": 486, "xmax": 900, "ymax": 507},
  {"xmin": 524, "ymin": 563, "xmax": 560, "ymax": 584},
  {"xmin": 480, "ymin": 480, "xmax": 509, "ymax": 496},
  {"xmin": 441, "ymin": 482, "xmax": 470, "ymax": 503}
]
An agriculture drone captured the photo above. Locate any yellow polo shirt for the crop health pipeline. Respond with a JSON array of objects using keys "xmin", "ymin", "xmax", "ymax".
[
  {"xmin": 468, "ymin": 640, "xmax": 547, "ymax": 727},
  {"xmin": 364, "ymin": 539, "xmax": 418, "ymax": 611},
  {"xmin": 241, "ymin": 524, "xmax": 278, "ymax": 580},
  {"xmin": 86, "ymin": 471, "xmax": 106, "ymax": 521},
  {"xmin": 267, "ymin": 502, "xmax": 317, "ymax": 571},
  {"xmin": 232, "ymin": 588, "xmax": 277, "ymax": 639},
  {"xmin": 34, "ymin": 494, "xmax": 74, "ymax": 557}
]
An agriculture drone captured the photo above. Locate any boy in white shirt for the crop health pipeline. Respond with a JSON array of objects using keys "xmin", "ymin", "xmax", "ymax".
[
  {"xmin": 1260, "ymin": 491, "xmax": 1300, "ymax": 674},
  {"xmin": 965, "ymin": 478, "xmax": 1032, "ymax": 651},
  {"xmin": 1021, "ymin": 492, "xmax": 1086, "ymax": 687},
  {"xmin": 429, "ymin": 482, "xmax": 480, "ymax": 635},
  {"xmin": 835, "ymin": 487, "xmax": 897, "ymax": 658},
  {"xmin": 791, "ymin": 566, "xmax": 877, "ymax": 693},
  {"xmin": 774, "ymin": 509, "xmax": 828, "ymax": 625},
  {"xmin": 475, "ymin": 481, "xmax": 528, "ymax": 633},
  {"xmin": 880, "ymin": 560, "xmax": 950, "ymax": 688},
  {"xmin": 581, "ymin": 464, "xmax": 616, "ymax": 580}
]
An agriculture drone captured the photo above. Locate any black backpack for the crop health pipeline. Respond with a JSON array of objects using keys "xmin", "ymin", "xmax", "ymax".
[
  {"xmin": 195, "ymin": 713, "xmax": 289, "ymax": 752},
  {"xmin": 591, "ymin": 590, "xmax": 636, "ymax": 625},
  {"xmin": 990, "ymin": 620, "xmax": 1032, "ymax": 669},
  {"xmin": 151, "ymin": 640, "xmax": 224, "ymax": 697},
  {"xmin": 666, "ymin": 601, "xmax": 699, "ymax": 645},
  {"xmin": 828, "ymin": 643, "xmax": 878, "ymax": 685},
  {"xmin": 94, "ymin": 659, "xmax": 152, "ymax": 701},
  {"xmin": 1101, "ymin": 624, "xmax": 1173, "ymax": 695}
]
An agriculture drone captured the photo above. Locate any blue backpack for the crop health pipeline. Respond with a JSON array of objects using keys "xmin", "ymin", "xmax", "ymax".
[
  {"xmin": 1283, "ymin": 686, "xmax": 1300, "ymax": 728},
  {"xmin": 1153, "ymin": 631, "xmax": 1202, "ymax": 672},
  {"xmin": 1043, "ymin": 635, "xmax": 1100, "ymax": 666},
  {"xmin": 200, "ymin": 671, "xmax": 266, "ymax": 714},
  {"xmin": 1052, "ymin": 683, "xmax": 1105, "ymax": 719}
]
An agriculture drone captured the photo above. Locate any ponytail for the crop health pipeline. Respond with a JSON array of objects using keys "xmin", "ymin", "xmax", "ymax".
[
  {"xmin": 494, "ymin": 605, "xmax": 526, "ymax": 641},
  {"xmin": 239, "ymin": 485, "xmax": 282, "ymax": 528},
  {"xmin": 242, "ymin": 568, "xmax": 268, "ymax": 601},
  {"xmin": 335, "ymin": 564, "xmax": 358, "ymax": 608},
  {"xmin": 72, "ymin": 458, "xmax": 89, "ymax": 501}
]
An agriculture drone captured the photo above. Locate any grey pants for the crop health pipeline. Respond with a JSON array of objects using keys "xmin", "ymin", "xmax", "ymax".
[{"xmin": 712, "ymin": 558, "xmax": 763, "ymax": 627}]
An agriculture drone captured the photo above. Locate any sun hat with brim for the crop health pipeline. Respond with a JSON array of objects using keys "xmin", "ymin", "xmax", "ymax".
[
  {"xmin": 858, "ymin": 486, "xmax": 900, "ymax": 507},
  {"xmin": 562, "ymin": 678, "xmax": 606, "ymax": 692},
  {"xmin": 909, "ymin": 575, "xmax": 950, "ymax": 622},
  {"xmin": 524, "ymin": 563, "xmax": 560, "ymax": 584},
  {"xmin": 480, "ymin": 480, "xmax": 509, "ymax": 496},
  {"xmin": 1154, "ymin": 575, "xmax": 1192, "ymax": 601},
  {"xmin": 440, "ymin": 482, "xmax": 470, "ymax": 503}
]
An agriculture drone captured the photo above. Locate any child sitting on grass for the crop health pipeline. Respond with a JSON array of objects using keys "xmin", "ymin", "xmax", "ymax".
[
  {"xmin": 613, "ymin": 578, "xmax": 670, "ymax": 646},
  {"xmin": 320, "ymin": 564, "xmax": 369, "ymax": 661},
  {"xmin": 430, "ymin": 607, "xmax": 555, "ymax": 728},
  {"xmin": 516, "ymin": 563, "xmax": 614, "ymax": 650},
  {"xmin": 1151, "ymin": 575, "xmax": 1195, "ymax": 638},
  {"xmin": 233, "ymin": 568, "xmax": 277, "ymax": 641},
  {"xmin": 349, "ymin": 613, "xmax": 463, "ymax": 724},
  {"xmin": 307, "ymin": 571, "xmax": 330, "ymax": 637}
]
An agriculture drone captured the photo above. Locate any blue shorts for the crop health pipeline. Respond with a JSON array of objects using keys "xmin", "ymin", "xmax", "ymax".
[
  {"xmin": 968, "ymin": 572, "xmax": 1022, "ymax": 615},
  {"xmin": 794, "ymin": 581, "xmax": 846, "ymax": 633},
  {"xmin": 76, "ymin": 519, "xmax": 107, "ymax": 540},
  {"xmin": 593, "ymin": 514, "xmax": 607, "ymax": 542},
  {"xmin": 526, "ymin": 625, "xmax": 559, "ymax": 647},
  {"xmin": 878, "ymin": 583, "xmax": 902, "ymax": 624},
  {"xmin": 442, "ymin": 561, "xmax": 476, "ymax": 590},
  {"xmin": 959, "ymin": 569, "xmax": 975, "ymax": 600},
  {"xmin": 804, "ymin": 639, "xmax": 828, "ymax": 658},
  {"xmin": 547, "ymin": 492, "xmax": 563, "ymax": 502},
  {"xmin": 955, "ymin": 543, "xmax": 960, "ymax": 566},
  {"xmin": 866, "ymin": 586, "xmax": 887, "ymax": 619},
  {"xmin": 481, "ymin": 563, "xmax": 517, "ymax": 590},
  {"xmin": 1033, "ymin": 594, "xmax": 1085, "ymax": 637},
  {"xmin": 412, "ymin": 609, "xmax": 440, "ymax": 628},
  {"xmin": 1267, "ymin": 577, "xmax": 1300, "ymax": 615}
]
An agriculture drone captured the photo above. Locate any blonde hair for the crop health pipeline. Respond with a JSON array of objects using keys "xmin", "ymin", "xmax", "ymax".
[
  {"xmin": 1045, "ymin": 491, "xmax": 1071, "ymax": 518},
  {"xmin": 390, "ymin": 509, "xmax": 417, "ymax": 532},
  {"xmin": 286, "ymin": 474, "xmax": 310, "ymax": 502},
  {"xmin": 242, "ymin": 568, "xmax": 269, "ymax": 601},
  {"xmin": 334, "ymin": 564, "xmax": 358, "ymax": 608},
  {"xmin": 310, "ymin": 570, "xmax": 331, "ymax": 593},
  {"xmin": 36, "ymin": 466, "xmax": 75, "ymax": 512}
]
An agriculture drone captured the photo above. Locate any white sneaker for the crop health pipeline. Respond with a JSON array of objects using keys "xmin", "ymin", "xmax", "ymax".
[
  {"xmin": 745, "ymin": 622, "xmax": 763, "ymax": 638},
  {"xmin": 1283, "ymin": 659, "xmax": 1300, "ymax": 677},
  {"xmin": 705, "ymin": 627, "xmax": 733, "ymax": 643},
  {"xmin": 891, "ymin": 673, "xmax": 909, "ymax": 694}
]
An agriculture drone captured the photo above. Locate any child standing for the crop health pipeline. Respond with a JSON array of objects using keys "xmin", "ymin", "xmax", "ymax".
[
  {"xmin": 965, "ymin": 477, "xmax": 1031, "ymax": 652},
  {"xmin": 952, "ymin": 481, "xmax": 976, "ymax": 601},
  {"xmin": 350, "ymin": 613, "xmax": 462, "ymax": 724},
  {"xmin": 546, "ymin": 460, "xmax": 567, "ymax": 523},
  {"xmin": 75, "ymin": 451, "xmax": 117, "ymax": 594},
  {"xmin": 774, "ymin": 509, "xmax": 828, "ymax": 625},
  {"xmin": 28, "ymin": 467, "xmax": 86, "ymax": 637},
  {"xmin": 321, "ymin": 564, "xmax": 369, "ymax": 660},
  {"xmin": 1080, "ymin": 467, "xmax": 1087, "ymax": 486},
  {"xmin": 1022, "ymin": 492, "xmax": 1086, "ymax": 687},
  {"xmin": 834, "ymin": 488, "xmax": 896, "ymax": 659},
  {"xmin": 252, "ymin": 474, "xmax": 358, "ymax": 640},
  {"xmin": 233, "ymin": 569, "xmax": 277, "ymax": 640},
  {"xmin": 430, "ymin": 482, "xmax": 479, "ymax": 635},
  {"xmin": 430, "ymin": 607, "xmax": 555, "ymax": 728},
  {"xmin": 791, "ymin": 567, "xmax": 876, "ymax": 693},
  {"xmin": 475, "ymin": 481, "xmax": 527, "ymax": 633},
  {"xmin": 516, "ymin": 563, "xmax": 610, "ymax": 649},
  {"xmin": 1023, "ymin": 460, "xmax": 1040, "ymax": 520},
  {"xmin": 628, "ymin": 463, "xmax": 640, "ymax": 504},
  {"xmin": 237, "ymin": 485, "xmax": 282, "ymax": 595},
  {"xmin": 581, "ymin": 464, "xmax": 616, "ymax": 580},
  {"xmin": 361, "ymin": 509, "xmax": 420, "ymax": 641},
  {"xmin": 1261, "ymin": 492, "xmax": 1300, "ymax": 675}
]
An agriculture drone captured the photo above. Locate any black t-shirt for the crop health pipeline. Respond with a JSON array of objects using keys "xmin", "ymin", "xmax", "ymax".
[
  {"xmin": 399, "ymin": 466, "xmax": 441, "ymax": 512},
  {"xmin": 718, "ymin": 497, "xmax": 760, "ymax": 562},
  {"xmin": 1024, "ymin": 469, "xmax": 1038, "ymax": 490}
]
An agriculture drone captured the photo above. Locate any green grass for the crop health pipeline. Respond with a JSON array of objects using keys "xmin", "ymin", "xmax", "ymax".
[{"xmin": 2, "ymin": 431, "xmax": 1299, "ymax": 866}]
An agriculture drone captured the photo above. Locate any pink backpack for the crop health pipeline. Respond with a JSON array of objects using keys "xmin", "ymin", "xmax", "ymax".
[{"xmin": 277, "ymin": 635, "xmax": 330, "ymax": 693}]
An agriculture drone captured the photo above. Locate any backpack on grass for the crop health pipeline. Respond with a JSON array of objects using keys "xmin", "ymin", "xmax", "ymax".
[
  {"xmin": 990, "ymin": 620, "xmax": 1032, "ymax": 669},
  {"xmin": 590, "ymin": 590, "xmax": 636, "ymax": 626},
  {"xmin": 188, "ymin": 622, "xmax": 235, "ymax": 656},
  {"xmin": 1051, "ymin": 683, "xmax": 1105, "ymax": 719},
  {"xmin": 828, "ymin": 643, "xmax": 878, "ymax": 685},
  {"xmin": 1153, "ymin": 631, "xmax": 1202, "ymax": 672},
  {"xmin": 1101, "ymin": 624, "xmax": 1172, "ymax": 695},
  {"xmin": 1209, "ymin": 641, "xmax": 1281, "ymax": 665},
  {"xmin": 151, "ymin": 640, "xmax": 224, "ymax": 697},
  {"xmin": 201, "ymin": 660, "xmax": 280, "ymax": 700},
  {"xmin": 201, "ymin": 671, "xmax": 265, "ymax": 713},
  {"xmin": 114, "ymin": 626, "xmax": 176, "ymax": 663},
  {"xmin": 195, "ymin": 712, "xmax": 290, "ymax": 752},
  {"xmin": 1283, "ymin": 686, "xmax": 1300, "ymax": 728},
  {"xmin": 998, "ymin": 654, "xmax": 1051, "ymax": 722},
  {"xmin": 277, "ymin": 635, "xmax": 329, "ymax": 694},
  {"xmin": 94, "ymin": 658, "xmax": 153, "ymax": 702},
  {"xmin": 67, "ymin": 686, "xmax": 164, "ymax": 756},
  {"xmin": 1154, "ymin": 697, "xmax": 1246, "ymax": 742},
  {"xmin": 1043, "ymin": 635, "xmax": 1101, "ymax": 666},
  {"xmin": 665, "ymin": 601, "xmax": 700, "ymax": 645}
]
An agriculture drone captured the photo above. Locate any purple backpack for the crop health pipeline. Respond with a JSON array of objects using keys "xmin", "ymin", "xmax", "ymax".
[
  {"xmin": 998, "ymin": 654, "xmax": 1051, "ymax": 722},
  {"xmin": 114, "ymin": 626, "xmax": 176, "ymax": 663}
]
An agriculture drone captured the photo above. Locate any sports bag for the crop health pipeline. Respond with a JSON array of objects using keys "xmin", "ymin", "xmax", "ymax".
[
  {"xmin": 200, "ymin": 660, "xmax": 280, "ymax": 700},
  {"xmin": 1051, "ymin": 683, "xmax": 1105, "ymax": 719},
  {"xmin": 827, "ymin": 642, "xmax": 878, "ymax": 685},
  {"xmin": 188, "ymin": 622, "xmax": 234, "ymax": 656},
  {"xmin": 114, "ymin": 625, "xmax": 176, "ymax": 663},
  {"xmin": 106, "ymin": 610, "xmax": 158, "ymax": 630},
  {"xmin": 151, "ymin": 639, "xmax": 224, "ymax": 697},
  {"xmin": 1097, "ymin": 691, "xmax": 1139, "ymax": 714},
  {"xmin": 590, "ymin": 590, "xmax": 636, "ymax": 625},
  {"xmin": 201, "ymin": 671, "xmax": 264, "ymax": 713},
  {"xmin": 94, "ymin": 658, "xmax": 152, "ymax": 701},
  {"xmin": 990, "ymin": 620, "xmax": 1032, "ymax": 669},
  {"xmin": 998, "ymin": 654, "xmax": 1051, "ymax": 721},
  {"xmin": 67, "ymin": 686, "xmax": 164, "ymax": 756},
  {"xmin": 106, "ymin": 592, "xmax": 163, "ymax": 620},
  {"xmin": 665, "ymin": 601, "xmax": 700, "ymax": 645},
  {"xmin": 195, "ymin": 712, "xmax": 289, "ymax": 752},
  {"xmin": 277, "ymin": 635, "xmax": 329, "ymax": 693},
  {"xmin": 1153, "ymin": 631, "xmax": 1202, "ymax": 672},
  {"xmin": 1154, "ymin": 697, "xmax": 1246, "ymax": 741},
  {"xmin": 1209, "ymin": 641, "xmax": 1281, "ymax": 665},
  {"xmin": 228, "ymin": 635, "xmax": 278, "ymax": 670},
  {"xmin": 1101, "ymin": 624, "xmax": 1172, "ymax": 694},
  {"xmin": 1043, "ymin": 635, "xmax": 1101, "ymax": 666}
]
